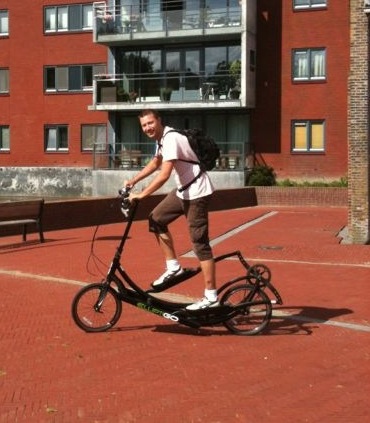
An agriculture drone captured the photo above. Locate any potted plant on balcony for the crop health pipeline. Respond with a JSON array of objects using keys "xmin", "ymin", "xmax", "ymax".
[
  {"xmin": 160, "ymin": 87, "xmax": 172, "ymax": 102},
  {"xmin": 129, "ymin": 91, "xmax": 138, "ymax": 103},
  {"xmin": 116, "ymin": 88, "xmax": 138, "ymax": 103},
  {"xmin": 229, "ymin": 59, "xmax": 241, "ymax": 99},
  {"xmin": 116, "ymin": 86, "xmax": 128, "ymax": 102}
]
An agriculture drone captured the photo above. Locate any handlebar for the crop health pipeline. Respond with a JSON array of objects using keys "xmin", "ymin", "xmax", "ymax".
[{"xmin": 118, "ymin": 187, "xmax": 132, "ymax": 218}]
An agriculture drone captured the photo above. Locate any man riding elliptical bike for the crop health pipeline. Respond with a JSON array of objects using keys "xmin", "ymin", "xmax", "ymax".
[{"xmin": 124, "ymin": 109, "xmax": 218, "ymax": 311}]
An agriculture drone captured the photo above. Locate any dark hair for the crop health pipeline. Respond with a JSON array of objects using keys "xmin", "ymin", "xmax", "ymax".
[{"xmin": 138, "ymin": 108, "xmax": 161, "ymax": 119}]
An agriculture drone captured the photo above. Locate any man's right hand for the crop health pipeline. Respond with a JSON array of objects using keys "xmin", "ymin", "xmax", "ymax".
[{"xmin": 123, "ymin": 179, "xmax": 134, "ymax": 188}]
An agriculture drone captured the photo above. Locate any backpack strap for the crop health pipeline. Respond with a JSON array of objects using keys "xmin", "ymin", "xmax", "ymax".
[
  {"xmin": 177, "ymin": 169, "xmax": 203, "ymax": 193},
  {"xmin": 163, "ymin": 129, "xmax": 203, "ymax": 192}
]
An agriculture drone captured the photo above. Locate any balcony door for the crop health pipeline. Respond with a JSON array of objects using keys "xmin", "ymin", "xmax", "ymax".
[{"xmin": 164, "ymin": 49, "xmax": 201, "ymax": 101}]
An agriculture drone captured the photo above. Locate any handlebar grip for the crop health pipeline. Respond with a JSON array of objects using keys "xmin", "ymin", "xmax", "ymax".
[
  {"xmin": 118, "ymin": 187, "xmax": 131, "ymax": 197},
  {"xmin": 118, "ymin": 187, "xmax": 132, "ymax": 218}
]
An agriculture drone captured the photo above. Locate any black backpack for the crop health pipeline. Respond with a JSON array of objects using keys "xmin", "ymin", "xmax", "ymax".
[{"xmin": 165, "ymin": 128, "xmax": 220, "ymax": 192}]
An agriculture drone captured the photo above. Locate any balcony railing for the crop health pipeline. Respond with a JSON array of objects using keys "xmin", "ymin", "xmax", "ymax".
[
  {"xmin": 93, "ymin": 1, "xmax": 241, "ymax": 38},
  {"xmin": 93, "ymin": 142, "xmax": 246, "ymax": 171},
  {"xmin": 94, "ymin": 70, "xmax": 241, "ymax": 106}
]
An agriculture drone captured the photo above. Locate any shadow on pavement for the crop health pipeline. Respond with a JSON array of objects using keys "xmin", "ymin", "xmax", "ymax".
[{"xmin": 267, "ymin": 306, "xmax": 353, "ymax": 335}]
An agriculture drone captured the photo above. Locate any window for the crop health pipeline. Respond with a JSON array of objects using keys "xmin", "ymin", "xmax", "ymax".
[
  {"xmin": 0, "ymin": 126, "xmax": 10, "ymax": 151},
  {"xmin": 292, "ymin": 120, "xmax": 325, "ymax": 152},
  {"xmin": 45, "ymin": 125, "xmax": 68, "ymax": 151},
  {"xmin": 293, "ymin": 48, "xmax": 326, "ymax": 81},
  {"xmin": 117, "ymin": 44, "xmax": 241, "ymax": 101},
  {"xmin": 293, "ymin": 0, "xmax": 327, "ymax": 9},
  {"xmin": 0, "ymin": 10, "xmax": 8, "ymax": 36},
  {"xmin": 82, "ymin": 4, "xmax": 93, "ymax": 29},
  {"xmin": 0, "ymin": 68, "xmax": 9, "ymax": 93},
  {"xmin": 45, "ymin": 64, "xmax": 105, "ymax": 92},
  {"xmin": 44, "ymin": 4, "xmax": 93, "ymax": 33},
  {"xmin": 81, "ymin": 124, "xmax": 106, "ymax": 151}
]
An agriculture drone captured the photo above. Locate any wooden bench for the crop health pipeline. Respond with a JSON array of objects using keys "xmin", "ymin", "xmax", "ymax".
[{"xmin": 0, "ymin": 199, "xmax": 45, "ymax": 243}]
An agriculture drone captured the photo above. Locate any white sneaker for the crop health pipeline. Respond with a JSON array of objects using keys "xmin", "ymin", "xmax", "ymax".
[
  {"xmin": 152, "ymin": 266, "xmax": 184, "ymax": 287},
  {"xmin": 186, "ymin": 297, "xmax": 219, "ymax": 311}
]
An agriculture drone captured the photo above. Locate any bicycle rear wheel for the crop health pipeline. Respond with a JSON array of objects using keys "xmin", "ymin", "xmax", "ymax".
[
  {"xmin": 71, "ymin": 283, "xmax": 122, "ymax": 332},
  {"xmin": 220, "ymin": 284, "xmax": 272, "ymax": 335}
]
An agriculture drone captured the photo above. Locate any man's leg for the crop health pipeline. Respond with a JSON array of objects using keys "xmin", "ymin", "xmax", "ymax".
[
  {"xmin": 184, "ymin": 195, "xmax": 219, "ymax": 309},
  {"xmin": 154, "ymin": 231, "xmax": 177, "ymax": 260},
  {"xmin": 149, "ymin": 190, "xmax": 185, "ymax": 286},
  {"xmin": 200, "ymin": 258, "xmax": 216, "ymax": 290}
]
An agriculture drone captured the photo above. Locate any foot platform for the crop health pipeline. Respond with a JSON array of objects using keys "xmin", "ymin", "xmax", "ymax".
[{"xmin": 149, "ymin": 267, "xmax": 200, "ymax": 292}]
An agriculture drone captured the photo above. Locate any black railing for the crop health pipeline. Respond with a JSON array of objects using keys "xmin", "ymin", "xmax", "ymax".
[{"xmin": 93, "ymin": 142, "xmax": 245, "ymax": 171}]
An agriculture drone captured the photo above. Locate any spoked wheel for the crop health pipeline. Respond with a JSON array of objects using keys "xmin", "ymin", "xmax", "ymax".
[
  {"xmin": 247, "ymin": 264, "xmax": 271, "ymax": 285},
  {"xmin": 71, "ymin": 283, "xmax": 122, "ymax": 332},
  {"xmin": 220, "ymin": 284, "xmax": 272, "ymax": 336}
]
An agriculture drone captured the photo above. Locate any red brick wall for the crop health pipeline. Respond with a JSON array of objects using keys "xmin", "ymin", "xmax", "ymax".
[
  {"xmin": 0, "ymin": 0, "xmax": 107, "ymax": 167},
  {"xmin": 255, "ymin": 187, "xmax": 347, "ymax": 207},
  {"xmin": 347, "ymin": 1, "xmax": 370, "ymax": 244},
  {"xmin": 253, "ymin": 1, "xmax": 350, "ymax": 180}
]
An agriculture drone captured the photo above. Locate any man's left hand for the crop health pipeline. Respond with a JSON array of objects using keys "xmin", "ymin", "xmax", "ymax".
[{"xmin": 129, "ymin": 192, "xmax": 142, "ymax": 202}]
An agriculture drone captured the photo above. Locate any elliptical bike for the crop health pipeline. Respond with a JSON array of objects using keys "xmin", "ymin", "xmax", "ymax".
[{"xmin": 71, "ymin": 188, "xmax": 283, "ymax": 336}]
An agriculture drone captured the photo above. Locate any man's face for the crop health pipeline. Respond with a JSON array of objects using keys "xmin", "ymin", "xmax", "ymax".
[{"xmin": 139, "ymin": 113, "xmax": 162, "ymax": 140}]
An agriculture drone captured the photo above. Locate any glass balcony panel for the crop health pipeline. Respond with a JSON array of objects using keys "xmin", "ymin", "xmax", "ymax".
[
  {"xmin": 94, "ymin": 68, "xmax": 241, "ymax": 105},
  {"xmin": 93, "ymin": 1, "xmax": 241, "ymax": 37}
]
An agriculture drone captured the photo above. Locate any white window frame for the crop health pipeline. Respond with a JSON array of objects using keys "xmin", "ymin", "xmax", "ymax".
[
  {"xmin": 0, "ymin": 68, "xmax": 9, "ymax": 93},
  {"xmin": 82, "ymin": 4, "xmax": 93, "ymax": 30},
  {"xmin": 293, "ymin": 0, "xmax": 327, "ymax": 9},
  {"xmin": 292, "ymin": 120, "xmax": 325, "ymax": 152},
  {"xmin": 0, "ymin": 10, "xmax": 9, "ymax": 36},
  {"xmin": 293, "ymin": 48, "xmax": 326, "ymax": 81},
  {"xmin": 81, "ymin": 124, "xmax": 107, "ymax": 151},
  {"xmin": 44, "ymin": 4, "xmax": 93, "ymax": 33},
  {"xmin": 0, "ymin": 126, "xmax": 10, "ymax": 151},
  {"xmin": 45, "ymin": 125, "xmax": 69, "ymax": 152},
  {"xmin": 45, "ymin": 64, "xmax": 104, "ymax": 92},
  {"xmin": 57, "ymin": 6, "xmax": 68, "ymax": 31}
]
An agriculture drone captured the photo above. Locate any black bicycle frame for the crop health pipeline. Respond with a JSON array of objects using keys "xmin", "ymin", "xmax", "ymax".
[{"xmin": 95, "ymin": 197, "xmax": 282, "ymax": 329}]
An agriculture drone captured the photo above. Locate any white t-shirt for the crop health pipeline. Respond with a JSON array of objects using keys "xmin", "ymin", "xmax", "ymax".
[{"xmin": 157, "ymin": 126, "xmax": 214, "ymax": 200}]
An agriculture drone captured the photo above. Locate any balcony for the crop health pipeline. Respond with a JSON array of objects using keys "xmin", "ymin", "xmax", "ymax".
[
  {"xmin": 93, "ymin": 141, "xmax": 246, "ymax": 171},
  {"xmin": 90, "ymin": 70, "xmax": 242, "ymax": 111},
  {"xmin": 93, "ymin": 1, "xmax": 242, "ymax": 45}
]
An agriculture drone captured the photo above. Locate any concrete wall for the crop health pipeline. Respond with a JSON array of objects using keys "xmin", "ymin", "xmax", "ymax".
[
  {"xmin": 92, "ymin": 170, "xmax": 246, "ymax": 196},
  {"xmin": 0, "ymin": 167, "xmax": 246, "ymax": 198},
  {"xmin": 0, "ymin": 167, "xmax": 93, "ymax": 198}
]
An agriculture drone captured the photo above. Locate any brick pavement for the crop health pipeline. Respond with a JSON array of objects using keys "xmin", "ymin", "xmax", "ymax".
[{"xmin": 0, "ymin": 205, "xmax": 369, "ymax": 423}]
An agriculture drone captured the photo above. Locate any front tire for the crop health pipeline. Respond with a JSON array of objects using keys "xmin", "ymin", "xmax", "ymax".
[{"xmin": 71, "ymin": 283, "xmax": 122, "ymax": 332}]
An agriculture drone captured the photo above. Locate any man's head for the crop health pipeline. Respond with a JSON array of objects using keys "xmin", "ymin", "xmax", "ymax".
[{"xmin": 138, "ymin": 109, "xmax": 163, "ymax": 140}]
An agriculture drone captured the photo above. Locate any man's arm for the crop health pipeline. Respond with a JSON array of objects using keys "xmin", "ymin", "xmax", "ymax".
[
  {"xmin": 129, "ymin": 160, "xmax": 174, "ymax": 201},
  {"xmin": 124, "ymin": 155, "xmax": 162, "ymax": 188}
]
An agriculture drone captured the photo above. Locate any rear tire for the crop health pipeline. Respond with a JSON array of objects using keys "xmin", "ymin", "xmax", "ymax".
[
  {"xmin": 220, "ymin": 285, "xmax": 272, "ymax": 335},
  {"xmin": 71, "ymin": 283, "xmax": 122, "ymax": 332}
]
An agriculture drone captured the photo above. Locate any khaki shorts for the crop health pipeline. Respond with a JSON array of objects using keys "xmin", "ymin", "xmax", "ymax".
[{"xmin": 148, "ymin": 189, "xmax": 213, "ymax": 261}]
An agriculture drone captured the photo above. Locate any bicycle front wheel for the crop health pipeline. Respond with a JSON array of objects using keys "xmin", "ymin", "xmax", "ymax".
[
  {"xmin": 220, "ymin": 285, "xmax": 272, "ymax": 336},
  {"xmin": 71, "ymin": 283, "xmax": 122, "ymax": 332}
]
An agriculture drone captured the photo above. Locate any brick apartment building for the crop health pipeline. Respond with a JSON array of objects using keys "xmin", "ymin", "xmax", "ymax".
[
  {"xmin": 0, "ymin": 0, "xmax": 107, "ymax": 168},
  {"xmin": 0, "ymin": 0, "xmax": 351, "ymax": 184},
  {"xmin": 254, "ymin": 0, "xmax": 349, "ymax": 181}
]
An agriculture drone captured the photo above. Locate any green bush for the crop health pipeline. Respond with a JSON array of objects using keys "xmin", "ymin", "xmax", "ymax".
[
  {"xmin": 246, "ymin": 165, "xmax": 276, "ymax": 186},
  {"xmin": 277, "ymin": 177, "xmax": 348, "ymax": 187}
]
